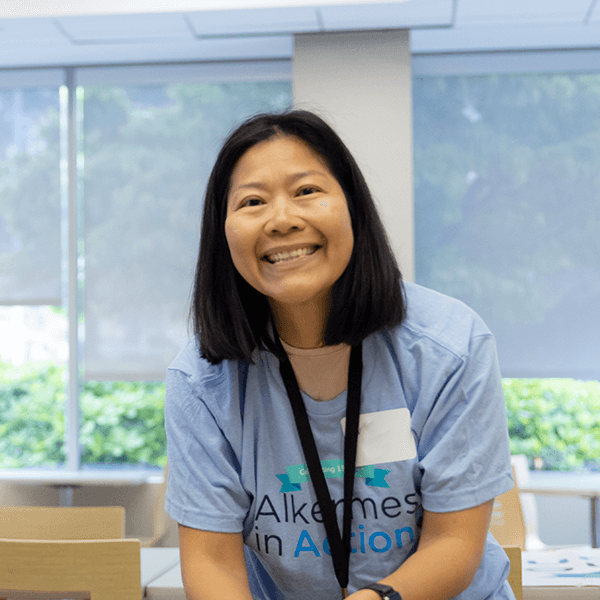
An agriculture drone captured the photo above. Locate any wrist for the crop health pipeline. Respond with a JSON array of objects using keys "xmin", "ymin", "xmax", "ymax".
[
  {"xmin": 360, "ymin": 583, "xmax": 402, "ymax": 600},
  {"xmin": 351, "ymin": 590, "xmax": 381, "ymax": 600}
]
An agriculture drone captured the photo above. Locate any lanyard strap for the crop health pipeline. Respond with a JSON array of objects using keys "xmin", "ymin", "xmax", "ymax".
[{"xmin": 278, "ymin": 342, "xmax": 363, "ymax": 595}]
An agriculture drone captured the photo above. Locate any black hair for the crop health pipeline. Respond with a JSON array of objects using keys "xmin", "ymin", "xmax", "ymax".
[{"xmin": 191, "ymin": 109, "xmax": 405, "ymax": 364}]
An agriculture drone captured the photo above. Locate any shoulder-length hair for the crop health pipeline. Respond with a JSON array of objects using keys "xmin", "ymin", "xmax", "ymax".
[{"xmin": 192, "ymin": 109, "xmax": 405, "ymax": 364}]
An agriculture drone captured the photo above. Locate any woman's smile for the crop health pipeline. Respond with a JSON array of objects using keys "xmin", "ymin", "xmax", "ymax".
[
  {"xmin": 263, "ymin": 244, "xmax": 320, "ymax": 265},
  {"xmin": 224, "ymin": 135, "xmax": 354, "ymax": 315}
]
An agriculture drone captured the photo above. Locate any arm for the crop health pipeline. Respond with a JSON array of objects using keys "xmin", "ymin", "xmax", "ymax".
[
  {"xmin": 350, "ymin": 499, "xmax": 494, "ymax": 600},
  {"xmin": 179, "ymin": 525, "xmax": 253, "ymax": 600}
]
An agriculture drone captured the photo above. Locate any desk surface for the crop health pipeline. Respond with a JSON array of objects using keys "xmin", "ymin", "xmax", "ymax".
[
  {"xmin": 145, "ymin": 559, "xmax": 184, "ymax": 600},
  {"xmin": 0, "ymin": 468, "xmax": 163, "ymax": 486},
  {"xmin": 141, "ymin": 547, "xmax": 180, "ymax": 588},
  {"xmin": 523, "ymin": 472, "xmax": 600, "ymax": 495},
  {"xmin": 142, "ymin": 547, "xmax": 600, "ymax": 600},
  {"xmin": 523, "ymin": 547, "xmax": 600, "ymax": 599},
  {"xmin": 520, "ymin": 485, "xmax": 600, "ymax": 498}
]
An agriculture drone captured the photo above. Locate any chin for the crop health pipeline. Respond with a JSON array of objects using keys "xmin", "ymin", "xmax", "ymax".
[{"xmin": 268, "ymin": 288, "xmax": 331, "ymax": 310}]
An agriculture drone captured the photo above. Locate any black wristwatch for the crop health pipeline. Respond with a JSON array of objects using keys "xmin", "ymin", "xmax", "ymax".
[{"xmin": 361, "ymin": 583, "xmax": 402, "ymax": 600}]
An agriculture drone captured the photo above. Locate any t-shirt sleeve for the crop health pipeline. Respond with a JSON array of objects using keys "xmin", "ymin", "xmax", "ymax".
[
  {"xmin": 414, "ymin": 332, "xmax": 514, "ymax": 513},
  {"xmin": 164, "ymin": 366, "xmax": 250, "ymax": 532}
]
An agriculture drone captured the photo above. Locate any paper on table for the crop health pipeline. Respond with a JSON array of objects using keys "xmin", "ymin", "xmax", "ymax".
[{"xmin": 524, "ymin": 548, "xmax": 600, "ymax": 587}]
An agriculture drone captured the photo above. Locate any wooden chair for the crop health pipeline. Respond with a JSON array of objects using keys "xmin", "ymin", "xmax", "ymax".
[
  {"xmin": 0, "ymin": 538, "xmax": 141, "ymax": 599},
  {"xmin": 503, "ymin": 545, "xmax": 523, "ymax": 600},
  {"xmin": 510, "ymin": 454, "xmax": 546, "ymax": 549},
  {"xmin": 489, "ymin": 466, "xmax": 526, "ymax": 549},
  {"xmin": 135, "ymin": 462, "xmax": 171, "ymax": 547},
  {"xmin": 0, "ymin": 506, "xmax": 125, "ymax": 540}
]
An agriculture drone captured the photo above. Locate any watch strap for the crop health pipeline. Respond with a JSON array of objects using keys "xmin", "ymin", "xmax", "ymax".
[{"xmin": 361, "ymin": 583, "xmax": 402, "ymax": 600}]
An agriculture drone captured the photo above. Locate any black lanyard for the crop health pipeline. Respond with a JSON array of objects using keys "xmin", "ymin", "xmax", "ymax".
[{"xmin": 278, "ymin": 341, "xmax": 363, "ymax": 599}]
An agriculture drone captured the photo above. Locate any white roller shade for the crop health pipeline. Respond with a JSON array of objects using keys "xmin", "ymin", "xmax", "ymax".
[
  {"xmin": 80, "ymin": 63, "xmax": 291, "ymax": 380},
  {"xmin": 413, "ymin": 71, "xmax": 600, "ymax": 380},
  {"xmin": 0, "ymin": 71, "xmax": 64, "ymax": 306}
]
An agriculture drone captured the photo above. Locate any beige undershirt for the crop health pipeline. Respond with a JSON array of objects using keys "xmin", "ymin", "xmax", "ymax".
[{"xmin": 279, "ymin": 338, "xmax": 352, "ymax": 401}]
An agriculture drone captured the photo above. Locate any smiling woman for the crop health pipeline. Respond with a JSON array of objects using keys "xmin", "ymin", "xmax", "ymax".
[
  {"xmin": 192, "ymin": 110, "xmax": 404, "ymax": 364},
  {"xmin": 224, "ymin": 135, "xmax": 354, "ymax": 349},
  {"xmin": 165, "ymin": 110, "xmax": 516, "ymax": 600}
]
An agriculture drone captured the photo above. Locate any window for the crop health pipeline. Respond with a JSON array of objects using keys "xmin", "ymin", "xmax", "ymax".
[
  {"xmin": 0, "ymin": 63, "xmax": 292, "ymax": 469},
  {"xmin": 0, "ymin": 72, "xmax": 66, "ymax": 468},
  {"xmin": 413, "ymin": 68, "xmax": 600, "ymax": 471}
]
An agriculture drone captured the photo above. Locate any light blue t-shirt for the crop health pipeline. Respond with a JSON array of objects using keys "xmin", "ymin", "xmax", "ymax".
[{"xmin": 165, "ymin": 282, "xmax": 516, "ymax": 600}]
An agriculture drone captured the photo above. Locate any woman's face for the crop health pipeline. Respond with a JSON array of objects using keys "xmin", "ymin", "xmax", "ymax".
[{"xmin": 224, "ymin": 135, "xmax": 354, "ymax": 312}]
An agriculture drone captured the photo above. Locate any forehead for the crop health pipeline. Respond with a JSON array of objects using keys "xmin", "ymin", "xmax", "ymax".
[{"xmin": 230, "ymin": 135, "xmax": 332, "ymax": 184}]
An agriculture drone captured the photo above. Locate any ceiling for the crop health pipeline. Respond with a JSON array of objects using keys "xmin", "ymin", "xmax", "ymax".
[{"xmin": 1, "ymin": 0, "xmax": 600, "ymax": 68}]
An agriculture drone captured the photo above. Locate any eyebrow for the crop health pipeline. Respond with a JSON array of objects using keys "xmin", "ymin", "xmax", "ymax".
[{"xmin": 232, "ymin": 170, "xmax": 326, "ymax": 194}]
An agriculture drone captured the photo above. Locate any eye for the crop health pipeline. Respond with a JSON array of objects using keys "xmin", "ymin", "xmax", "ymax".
[
  {"xmin": 241, "ymin": 198, "xmax": 263, "ymax": 208},
  {"xmin": 298, "ymin": 186, "xmax": 318, "ymax": 196}
]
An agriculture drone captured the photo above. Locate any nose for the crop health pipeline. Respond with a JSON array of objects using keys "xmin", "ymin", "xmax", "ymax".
[{"xmin": 265, "ymin": 195, "xmax": 305, "ymax": 235}]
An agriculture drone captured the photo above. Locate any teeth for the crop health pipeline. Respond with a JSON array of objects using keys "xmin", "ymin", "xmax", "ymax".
[{"xmin": 267, "ymin": 246, "xmax": 317, "ymax": 264}]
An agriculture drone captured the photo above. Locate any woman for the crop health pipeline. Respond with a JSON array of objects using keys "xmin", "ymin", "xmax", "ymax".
[{"xmin": 165, "ymin": 110, "xmax": 515, "ymax": 600}]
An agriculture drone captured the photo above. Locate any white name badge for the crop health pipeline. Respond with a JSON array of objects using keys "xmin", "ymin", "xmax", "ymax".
[{"xmin": 341, "ymin": 408, "xmax": 417, "ymax": 467}]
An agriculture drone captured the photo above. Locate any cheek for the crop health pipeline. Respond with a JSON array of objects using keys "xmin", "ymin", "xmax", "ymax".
[
  {"xmin": 224, "ymin": 218, "xmax": 244, "ymax": 251},
  {"xmin": 224, "ymin": 218, "xmax": 258, "ymax": 277},
  {"xmin": 335, "ymin": 205, "xmax": 354, "ymax": 243}
]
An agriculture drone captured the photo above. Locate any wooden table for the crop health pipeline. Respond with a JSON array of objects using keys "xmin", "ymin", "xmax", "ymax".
[
  {"xmin": 141, "ymin": 547, "xmax": 600, "ymax": 600},
  {"xmin": 520, "ymin": 475, "xmax": 600, "ymax": 548},
  {"xmin": 0, "ymin": 468, "xmax": 163, "ymax": 506}
]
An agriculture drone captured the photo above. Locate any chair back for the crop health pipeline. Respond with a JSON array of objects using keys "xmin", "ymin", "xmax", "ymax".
[
  {"xmin": 511, "ymin": 454, "xmax": 546, "ymax": 549},
  {"xmin": 489, "ymin": 466, "xmax": 526, "ymax": 549},
  {"xmin": 503, "ymin": 545, "xmax": 523, "ymax": 600},
  {"xmin": 0, "ymin": 506, "xmax": 125, "ymax": 540},
  {"xmin": 0, "ymin": 538, "xmax": 141, "ymax": 600},
  {"xmin": 138, "ymin": 463, "xmax": 170, "ymax": 547}
]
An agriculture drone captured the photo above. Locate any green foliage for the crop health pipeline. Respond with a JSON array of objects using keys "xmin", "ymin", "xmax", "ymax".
[
  {"xmin": 0, "ymin": 360, "xmax": 65, "ymax": 467},
  {"xmin": 0, "ymin": 360, "xmax": 166, "ymax": 468},
  {"xmin": 80, "ymin": 380, "xmax": 166, "ymax": 467},
  {"xmin": 503, "ymin": 378, "xmax": 600, "ymax": 471}
]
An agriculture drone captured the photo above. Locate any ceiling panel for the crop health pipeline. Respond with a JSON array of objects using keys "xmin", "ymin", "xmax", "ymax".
[
  {"xmin": 0, "ymin": 36, "xmax": 294, "ymax": 69},
  {"xmin": 0, "ymin": 17, "xmax": 69, "ymax": 44},
  {"xmin": 186, "ymin": 6, "xmax": 320, "ymax": 36},
  {"xmin": 456, "ymin": 0, "xmax": 592, "ymax": 26},
  {"xmin": 321, "ymin": 0, "xmax": 452, "ymax": 30},
  {"xmin": 56, "ymin": 12, "xmax": 193, "ymax": 42},
  {"xmin": 411, "ymin": 23, "xmax": 600, "ymax": 53},
  {"xmin": 2, "ymin": 0, "xmax": 600, "ymax": 69},
  {"xmin": 0, "ymin": 0, "xmax": 417, "ymax": 19}
]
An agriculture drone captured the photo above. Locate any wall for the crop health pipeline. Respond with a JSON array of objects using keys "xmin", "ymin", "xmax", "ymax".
[{"xmin": 293, "ymin": 29, "xmax": 415, "ymax": 282}]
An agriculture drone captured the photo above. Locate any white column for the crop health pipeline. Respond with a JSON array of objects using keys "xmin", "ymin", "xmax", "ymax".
[{"xmin": 293, "ymin": 30, "xmax": 414, "ymax": 282}]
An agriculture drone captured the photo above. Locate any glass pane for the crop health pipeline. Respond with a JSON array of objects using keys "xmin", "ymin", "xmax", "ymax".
[
  {"xmin": 0, "ymin": 81, "xmax": 64, "ymax": 469},
  {"xmin": 80, "ymin": 78, "xmax": 291, "ymax": 466},
  {"xmin": 413, "ymin": 72, "xmax": 600, "ymax": 381},
  {"xmin": 82, "ymin": 80, "xmax": 291, "ymax": 382},
  {"xmin": 80, "ymin": 380, "xmax": 166, "ymax": 468},
  {"xmin": 504, "ymin": 378, "xmax": 600, "ymax": 472},
  {"xmin": 0, "ymin": 306, "xmax": 67, "ymax": 467},
  {"xmin": 0, "ymin": 86, "xmax": 61, "ymax": 305}
]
